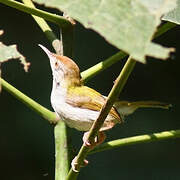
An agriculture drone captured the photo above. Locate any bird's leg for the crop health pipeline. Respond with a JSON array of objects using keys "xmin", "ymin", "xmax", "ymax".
[
  {"xmin": 83, "ymin": 131, "xmax": 106, "ymax": 149},
  {"xmin": 71, "ymin": 131, "xmax": 106, "ymax": 172},
  {"xmin": 71, "ymin": 156, "xmax": 89, "ymax": 172}
]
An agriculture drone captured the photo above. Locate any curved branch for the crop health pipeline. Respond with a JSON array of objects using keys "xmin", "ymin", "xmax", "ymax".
[{"xmin": 90, "ymin": 129, "xmax": 180, "ymax": 154}]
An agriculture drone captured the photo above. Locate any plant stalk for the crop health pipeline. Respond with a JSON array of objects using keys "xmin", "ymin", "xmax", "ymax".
[
  {"xmin": 90, "ymin": 129, "xmax": 180, "ymax": 154},
  {"xmin": 55, "ymin": 121, "xmax": 70, "ymax": 180}
]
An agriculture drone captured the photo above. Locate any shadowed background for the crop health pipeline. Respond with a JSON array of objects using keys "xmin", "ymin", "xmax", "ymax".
[{"xmin": 0, "ymin": 3, "xmax": 180, "ymax": 180}]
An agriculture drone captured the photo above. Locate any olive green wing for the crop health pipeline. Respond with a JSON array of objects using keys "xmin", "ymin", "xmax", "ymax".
[{"xmin": 66, "ymin": 86, "xmax": 121, "ymax": 121}]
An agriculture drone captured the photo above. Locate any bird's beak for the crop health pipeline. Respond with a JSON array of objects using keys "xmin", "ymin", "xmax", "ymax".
[{"xmin": 38, "ymin": 44, "xmax": 54, "ymax": 61}]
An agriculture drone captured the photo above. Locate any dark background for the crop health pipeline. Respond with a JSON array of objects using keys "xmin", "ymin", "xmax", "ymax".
[{"xmin": 0, "ymin": 3, "xmax": 180, "ymax": 180}]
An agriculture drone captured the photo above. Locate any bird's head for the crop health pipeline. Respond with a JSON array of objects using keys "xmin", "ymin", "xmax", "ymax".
[{"xmin": 39, "ymin": 44, "xmax": 81, "ymax": 88}]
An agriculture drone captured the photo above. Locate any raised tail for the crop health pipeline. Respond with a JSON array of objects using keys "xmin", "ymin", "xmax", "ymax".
[{"xmin": 114, "ymin": 101, "xmax": 172, "ymax": 117}]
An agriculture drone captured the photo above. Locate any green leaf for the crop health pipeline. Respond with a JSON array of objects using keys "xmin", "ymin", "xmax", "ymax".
[
  {"xmin": 34, "ymin": 0, "xmax": 176, "ymax": 63},
  {"xmin": 162, "ymin": 0, "xmax": 180, "ymax": 25},
  {"xmin": 0, "ymin": 30, "xmax": 30, "ymax": 72}
]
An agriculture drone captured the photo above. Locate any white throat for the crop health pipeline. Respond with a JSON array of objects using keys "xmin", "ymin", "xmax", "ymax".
[{"xmin": 51, "ymin": 78, "xmax": 67, "ymax": 110}]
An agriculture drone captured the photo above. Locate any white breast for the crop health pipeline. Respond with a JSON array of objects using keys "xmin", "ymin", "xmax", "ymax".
[{"xmin": 50, "ymin": 84, "xmax": 116, "ymax": 131}]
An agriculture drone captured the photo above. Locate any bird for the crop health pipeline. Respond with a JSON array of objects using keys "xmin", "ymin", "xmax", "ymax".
[{"xmin": 39, "ymin": 44, "xmax": 171, "ymax": 171}]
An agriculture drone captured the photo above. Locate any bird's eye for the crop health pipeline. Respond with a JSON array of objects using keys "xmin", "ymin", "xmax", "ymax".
[{"xmin": 55, "ymin": 62, "xmax": 58, "ymax": 67}]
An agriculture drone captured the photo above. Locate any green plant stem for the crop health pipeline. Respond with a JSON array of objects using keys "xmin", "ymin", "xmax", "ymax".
[
  {"xmin": 55, "ymin": 121, "xmax": 70, "ymax": 180},
  {"xmin": 0, "ymin": 0, "xmax": 72, "ymax": 29},
  {"xmin": 81, "ymin": 22, "xmax": 176, "ymax": 82},
  {"xmin": 66, "ymin": 57, "xmax": 136, "ymax": 179},
  {"xmin": 0, "ymin": 77, "xmax": 57, "ymax": 123},
  {"xmin": 90, "ymin": 129, "xmax": 180, "ymax": 154},
  {"xmin": 21, "ymin": 0, "xmax": 62, "ymax": 54}
]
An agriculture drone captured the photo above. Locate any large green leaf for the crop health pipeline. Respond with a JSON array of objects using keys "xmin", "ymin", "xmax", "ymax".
[
  {"xmin": 0, "ymin": 30, "xmax": 30, "ymax": 72},
  {"xmin": 34, "ymin": 0, "xmax": 176, "ymax": 63},
  {"xmin": 163, "ymin": 0, "xmax": 180, "ymax": 24}
]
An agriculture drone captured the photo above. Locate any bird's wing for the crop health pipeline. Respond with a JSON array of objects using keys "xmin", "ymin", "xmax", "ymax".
[{"xmin": 66, "ymin": 86, "xmax": 122, "ymax": 121}]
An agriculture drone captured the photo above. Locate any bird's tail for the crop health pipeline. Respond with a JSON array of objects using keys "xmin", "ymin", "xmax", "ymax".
[{"xmin": 114, "ymin": 101, "xmax": 171, "ymax": 117}]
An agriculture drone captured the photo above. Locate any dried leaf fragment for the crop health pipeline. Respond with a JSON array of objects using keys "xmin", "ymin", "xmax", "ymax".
[
  {"xmin": 0, "ymin": 30, "xmax": 30, "ymax": 92},
  {"xmin": 0, "ymin": 43, "xmax": 30, "ymax": 72}
]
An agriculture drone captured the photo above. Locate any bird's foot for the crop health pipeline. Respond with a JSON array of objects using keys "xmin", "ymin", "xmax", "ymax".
[
  {"xmin": 83, "ymin": 131, "xmax": 106, "ymax": 149},
  {"xmin": 71, "ymin": 156, "xmax": 89, "ymax": 172},
  {"xmin": 71, "ymin": 131, "xmax": 106, "ymax": 171}
]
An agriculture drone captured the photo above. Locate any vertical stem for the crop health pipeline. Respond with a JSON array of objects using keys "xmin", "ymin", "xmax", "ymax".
[{"xmin": 55, "ymin": 121, "xmax": 70, "ymax": 180}]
